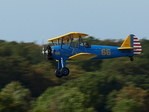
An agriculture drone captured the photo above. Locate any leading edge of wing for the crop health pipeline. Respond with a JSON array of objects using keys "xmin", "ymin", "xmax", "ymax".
[
  {"xmin": 69, "ymin": 53, "xmax": 97, "ymax": 60},
  {"xmin": 47, "ymin": 32, "xmax": 88, "ymax": 42}
]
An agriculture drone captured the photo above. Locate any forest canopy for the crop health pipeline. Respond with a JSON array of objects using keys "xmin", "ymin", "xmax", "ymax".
[{"xmin": 0, "ymin": 37, "xmax": 149, "ymax": 112}]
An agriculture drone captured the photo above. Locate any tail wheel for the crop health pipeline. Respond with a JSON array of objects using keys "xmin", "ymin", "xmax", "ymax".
[
  {"xmin": 60, "ymin": 67, "xmax": 69, "ymax": 76},
  {"xmin": 130, "ymin": 57, "xmax": 133, "ymax": 61},
  {"xmin": 129, "ymin": 56, "xmax": 133, "ymax": 61},
  {"xmin": 55, "ymin": 69, "xmax": 62, "ymax": 78}
]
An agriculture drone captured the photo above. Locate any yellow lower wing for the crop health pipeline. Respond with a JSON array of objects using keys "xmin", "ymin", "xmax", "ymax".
[{"xmin": 69, "ymin": 53, "xmax": 97, "ymax": 60}]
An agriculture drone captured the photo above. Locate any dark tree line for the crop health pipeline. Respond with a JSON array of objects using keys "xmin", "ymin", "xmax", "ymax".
[{"xmin": 0, "ymin": 37, "xmax": 149, "ymax": 112}]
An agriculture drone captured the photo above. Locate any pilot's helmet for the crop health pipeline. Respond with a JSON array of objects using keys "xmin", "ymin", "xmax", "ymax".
[
  {"xmin": 84, "ymin": 42, "xmax": 88, "ymax": 45},
  {"xmin": 84, "ymin": 41, "xmax": 89, "ymax": 47}
]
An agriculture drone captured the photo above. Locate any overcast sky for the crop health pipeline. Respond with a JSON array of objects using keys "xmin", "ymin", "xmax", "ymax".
[{"xmin": 0, "ymin": 0, "xmax": 149, "ymax": 44}]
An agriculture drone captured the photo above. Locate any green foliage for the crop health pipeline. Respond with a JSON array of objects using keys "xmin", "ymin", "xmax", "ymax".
[
  {"xmin": 33, "ymin": 72, "xmax": 125, "ymax": 112},
  {"xmin": 0, "ymin": 38, "xmax": 149, "ymax": 112},
  {"xmin": 33, "ymin": 86, "xmax": 97, "ymax": 112},
  {"xmin": 114, "ymin": 85, "xmax": 149, "ymax": 112},
  {"xmin": 1, "ymin": 81, "xmax": 31, "ymax": 111},
  {"xmin": 106, "ymin": 90, "xmax": 119, "ymax": 111},
  {"xmin": 72, "ymin": 60, "xmax": 103, "ymax": 72},
  {"xmin": 1, "ymin": 81, "xmax": 31, "ymax": 103},
  {"xmin": 0, "ymin": 93, "xmax": 23, "ymax": 112},
  {"xmin": 112, "ymin": 99, "xmax": 140, "ymax": 112}
]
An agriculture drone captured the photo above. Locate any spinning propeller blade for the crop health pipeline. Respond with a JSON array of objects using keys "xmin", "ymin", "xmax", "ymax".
[
  {"xmin": 42, "ymin": 46, "xmax": 45, "ymax": 54},
  {"xmin": 41, "ymin": 37, "xmax": 45, "ymax": 54}
]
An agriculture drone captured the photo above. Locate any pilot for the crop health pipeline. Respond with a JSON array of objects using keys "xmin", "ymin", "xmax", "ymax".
[{"xmin": 84, "ymin": 42, "xmax": 90, "ymax": 47}]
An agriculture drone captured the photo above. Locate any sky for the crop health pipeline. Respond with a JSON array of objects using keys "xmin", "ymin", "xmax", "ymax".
[{"xmin": 0, "ymin": 0, "xmax": 149, "ymax": 45}]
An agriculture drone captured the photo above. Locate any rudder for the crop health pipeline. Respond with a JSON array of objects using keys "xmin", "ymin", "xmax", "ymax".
[
  {"xmin": 133, "ymin": 35, "xmax": 142, "ymax": 55},
  {"xmin": 120, "ymin": 34, "xmax": 142, "ymax": 55}
]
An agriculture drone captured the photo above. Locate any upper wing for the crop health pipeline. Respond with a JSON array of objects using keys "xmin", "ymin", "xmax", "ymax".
[
  {"xmin": 47, "ymin": 32, "xmax": 88, "ymax": 42},
  {"xmin": 69, "ymin": 53, "xmax": 97, "ymax": 60}
]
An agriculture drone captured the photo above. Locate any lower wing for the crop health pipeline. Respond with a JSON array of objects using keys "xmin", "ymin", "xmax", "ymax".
[{"xmin": 69, "ymin": 53, "xmax": 97, "ymax": 60}]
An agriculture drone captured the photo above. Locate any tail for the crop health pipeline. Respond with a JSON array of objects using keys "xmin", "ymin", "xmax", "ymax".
[{"xmin": 119, "ymin": 34, "xmax": 142, "ymax": 55}]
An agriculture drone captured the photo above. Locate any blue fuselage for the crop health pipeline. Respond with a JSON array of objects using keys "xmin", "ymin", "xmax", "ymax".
[{"xmin": 52, "ymin": 45, "xmax": 133, "ymax": 60}]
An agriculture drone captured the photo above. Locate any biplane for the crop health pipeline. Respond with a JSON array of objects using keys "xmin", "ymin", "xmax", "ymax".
[{"xmin": 42, "ymin": 32, "xmax": 142, "ymax": 78}]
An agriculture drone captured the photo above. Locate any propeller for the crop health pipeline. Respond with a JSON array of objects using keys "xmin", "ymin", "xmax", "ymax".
[
  {"xmin": 40, "ymin": 37, "xmax": 47, "ymax": 61},
  {"xmin": 41, "ymin": 37, "xmax": 46, "ymax": 55},
  {"xmin": 42, "ymin": 46, "xmax": 45, "ymax": 54},
  {"xmin": 41, "ymin": 37, "xmax": 53, "ymax": 60}
]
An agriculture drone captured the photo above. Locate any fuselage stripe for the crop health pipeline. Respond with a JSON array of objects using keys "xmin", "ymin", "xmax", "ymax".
[
  {"xmin": 134, "ymin": 49, "xmax": 142, "ymax": 51},
  {"xmin": 134, "ymin": 41, "xmax": 140, "ymax": 43},
  {"xmin": 134, "ymin": 43, "xmax": 140, "ymax": 44},
  {"xmin": 134, "ymin": 52, "xmax": 141, "ymax": 54},
  {"xmin": 133, "ymin": 36, "xmax": 142, "ymax": 55},
  {"xmin": 133, "ymin": 46, "xmax": 141, "ymax": 48},
  {"xmin": 134, "ymin": 43, "xmax": 141, "ymax": 46},
  {"xmin": 134, "ymin": 39, "xmax": 139, "ymax": 41},
  {"xmin": 134, "ymin": 51, "xmax": 141, "ymax": 52},
  {"xmin": 135, "ymin": 47, "xmax": 142, "ymax": 49},
  {"xmin": 134, "ymin": 50, "xmax": 142, "ymax": 51},
  {"xmin": 133, "ymin": 37, "xmax": 138, "ymax": 39}
]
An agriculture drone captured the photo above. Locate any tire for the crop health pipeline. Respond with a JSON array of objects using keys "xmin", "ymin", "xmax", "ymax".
[
  {"xmin": 130, "ymin": 58, "xmax": 133, "ymax": 61},
  {"xmin": 55, "ymin": 69, "xmax": 62, "ymax": 78},
  {"xmin": 60, "ymin": 67, "xmax": 69, "ymax": 76}
]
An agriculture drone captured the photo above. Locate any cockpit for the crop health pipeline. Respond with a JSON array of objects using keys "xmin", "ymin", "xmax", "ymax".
[
  {"xmin": 45, "ymin": 32, "xmax": 90, "ymax": 60},
  {"xmin": 49, "ymin": 36, "xmax": 90, "ymax": 48}
]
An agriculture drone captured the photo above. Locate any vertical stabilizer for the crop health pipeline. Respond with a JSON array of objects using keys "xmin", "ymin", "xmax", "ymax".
[{"xmin": 120, "ymin": 34, "xmax": 142, "ymax": 55}]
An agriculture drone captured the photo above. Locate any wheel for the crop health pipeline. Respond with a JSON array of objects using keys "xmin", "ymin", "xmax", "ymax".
[
  {"xmin": 130, "ymin": 57, "xmax": 133, "ymax": 61},
  {"xmin": 60, "ymin": 67, "xmax": 69, "ymax": 76},
  {"xmin": 55, "ymin": 69, "xmax": 62, "ymax": 78}
]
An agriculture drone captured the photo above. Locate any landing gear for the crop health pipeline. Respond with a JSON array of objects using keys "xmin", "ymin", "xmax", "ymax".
[
  {"xmin": 60, "ymin": 67, "xmax": 69, "ymax": 76},
  {"xmin": 55, "ymin": 69, "xmax": 62, "ymax": 78},
  {"xmin": 129, "ymin": 56, "xmax": 133, "ymax": 61},
  {"xmin": 55, "ymin": 67, "xmax": 70, "ymax": 78},
  {"xmin": 55, "ymin": 59, "xmax": 70, "ymax": 78}
]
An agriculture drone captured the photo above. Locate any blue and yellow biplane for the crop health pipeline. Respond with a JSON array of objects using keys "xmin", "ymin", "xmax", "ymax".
[{"xmin": 43, "ymin": 32, "xmax": 142, "ymax": 78}]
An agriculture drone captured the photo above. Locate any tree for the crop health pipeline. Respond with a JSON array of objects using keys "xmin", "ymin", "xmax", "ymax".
[
  {"xmin": 32, "ymin": 86, "xmax": 97, "ymax": 112},
  {"xmin": 1, "ymin": 81, "xmax": 31, "ymax": 111},
  {"xmin": 113, "ymin": 85, "xmax": 149, "ymax": 112},
  {"xmin": 0, "ymin": 93, "xmax": 23, "ymax": 112},
  {"xmin": 106, "ymin": 90, "xmax": 119, "ymax": 111},
  {"xmin": 112, "ymin": 99, "xmax": 140, "ymax": 112}
]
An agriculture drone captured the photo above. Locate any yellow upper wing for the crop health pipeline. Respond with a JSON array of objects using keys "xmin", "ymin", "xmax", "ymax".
[
  {"xmin": 69, "ymin": 53, "xmax": 97, "ymax": 60},
  {"xmin": 47, "ymin": 32, "xmax": 88, "ymax": 42}
]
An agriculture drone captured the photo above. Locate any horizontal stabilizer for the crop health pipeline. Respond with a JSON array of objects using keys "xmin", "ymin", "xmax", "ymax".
[
  {"xmin": 69, "ymin": 53, "xmax": 97, "ymax": 60},
  {"xmin": 118, "ymin": 47, "xmax": 135, "ymax": 49}
]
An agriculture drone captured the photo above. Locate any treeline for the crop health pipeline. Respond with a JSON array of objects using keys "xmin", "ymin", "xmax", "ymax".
[{"xmin": 0, "ymin": 37, "xmax": 149, "ymax": 112}]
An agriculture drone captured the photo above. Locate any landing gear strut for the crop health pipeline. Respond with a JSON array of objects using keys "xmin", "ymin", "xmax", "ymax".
[
  {"xmin": 55, "ymin": 59, "xmax": 70, "ymax": 78},
  {"xmin": 55, "ymin": 67, "xmax": 69, "ymax": 78}
]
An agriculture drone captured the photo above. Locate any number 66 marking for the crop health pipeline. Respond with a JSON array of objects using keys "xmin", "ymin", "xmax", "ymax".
[{"xmin": 101, "ymin": 49, "xmax": 111, "ymax": 55}]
